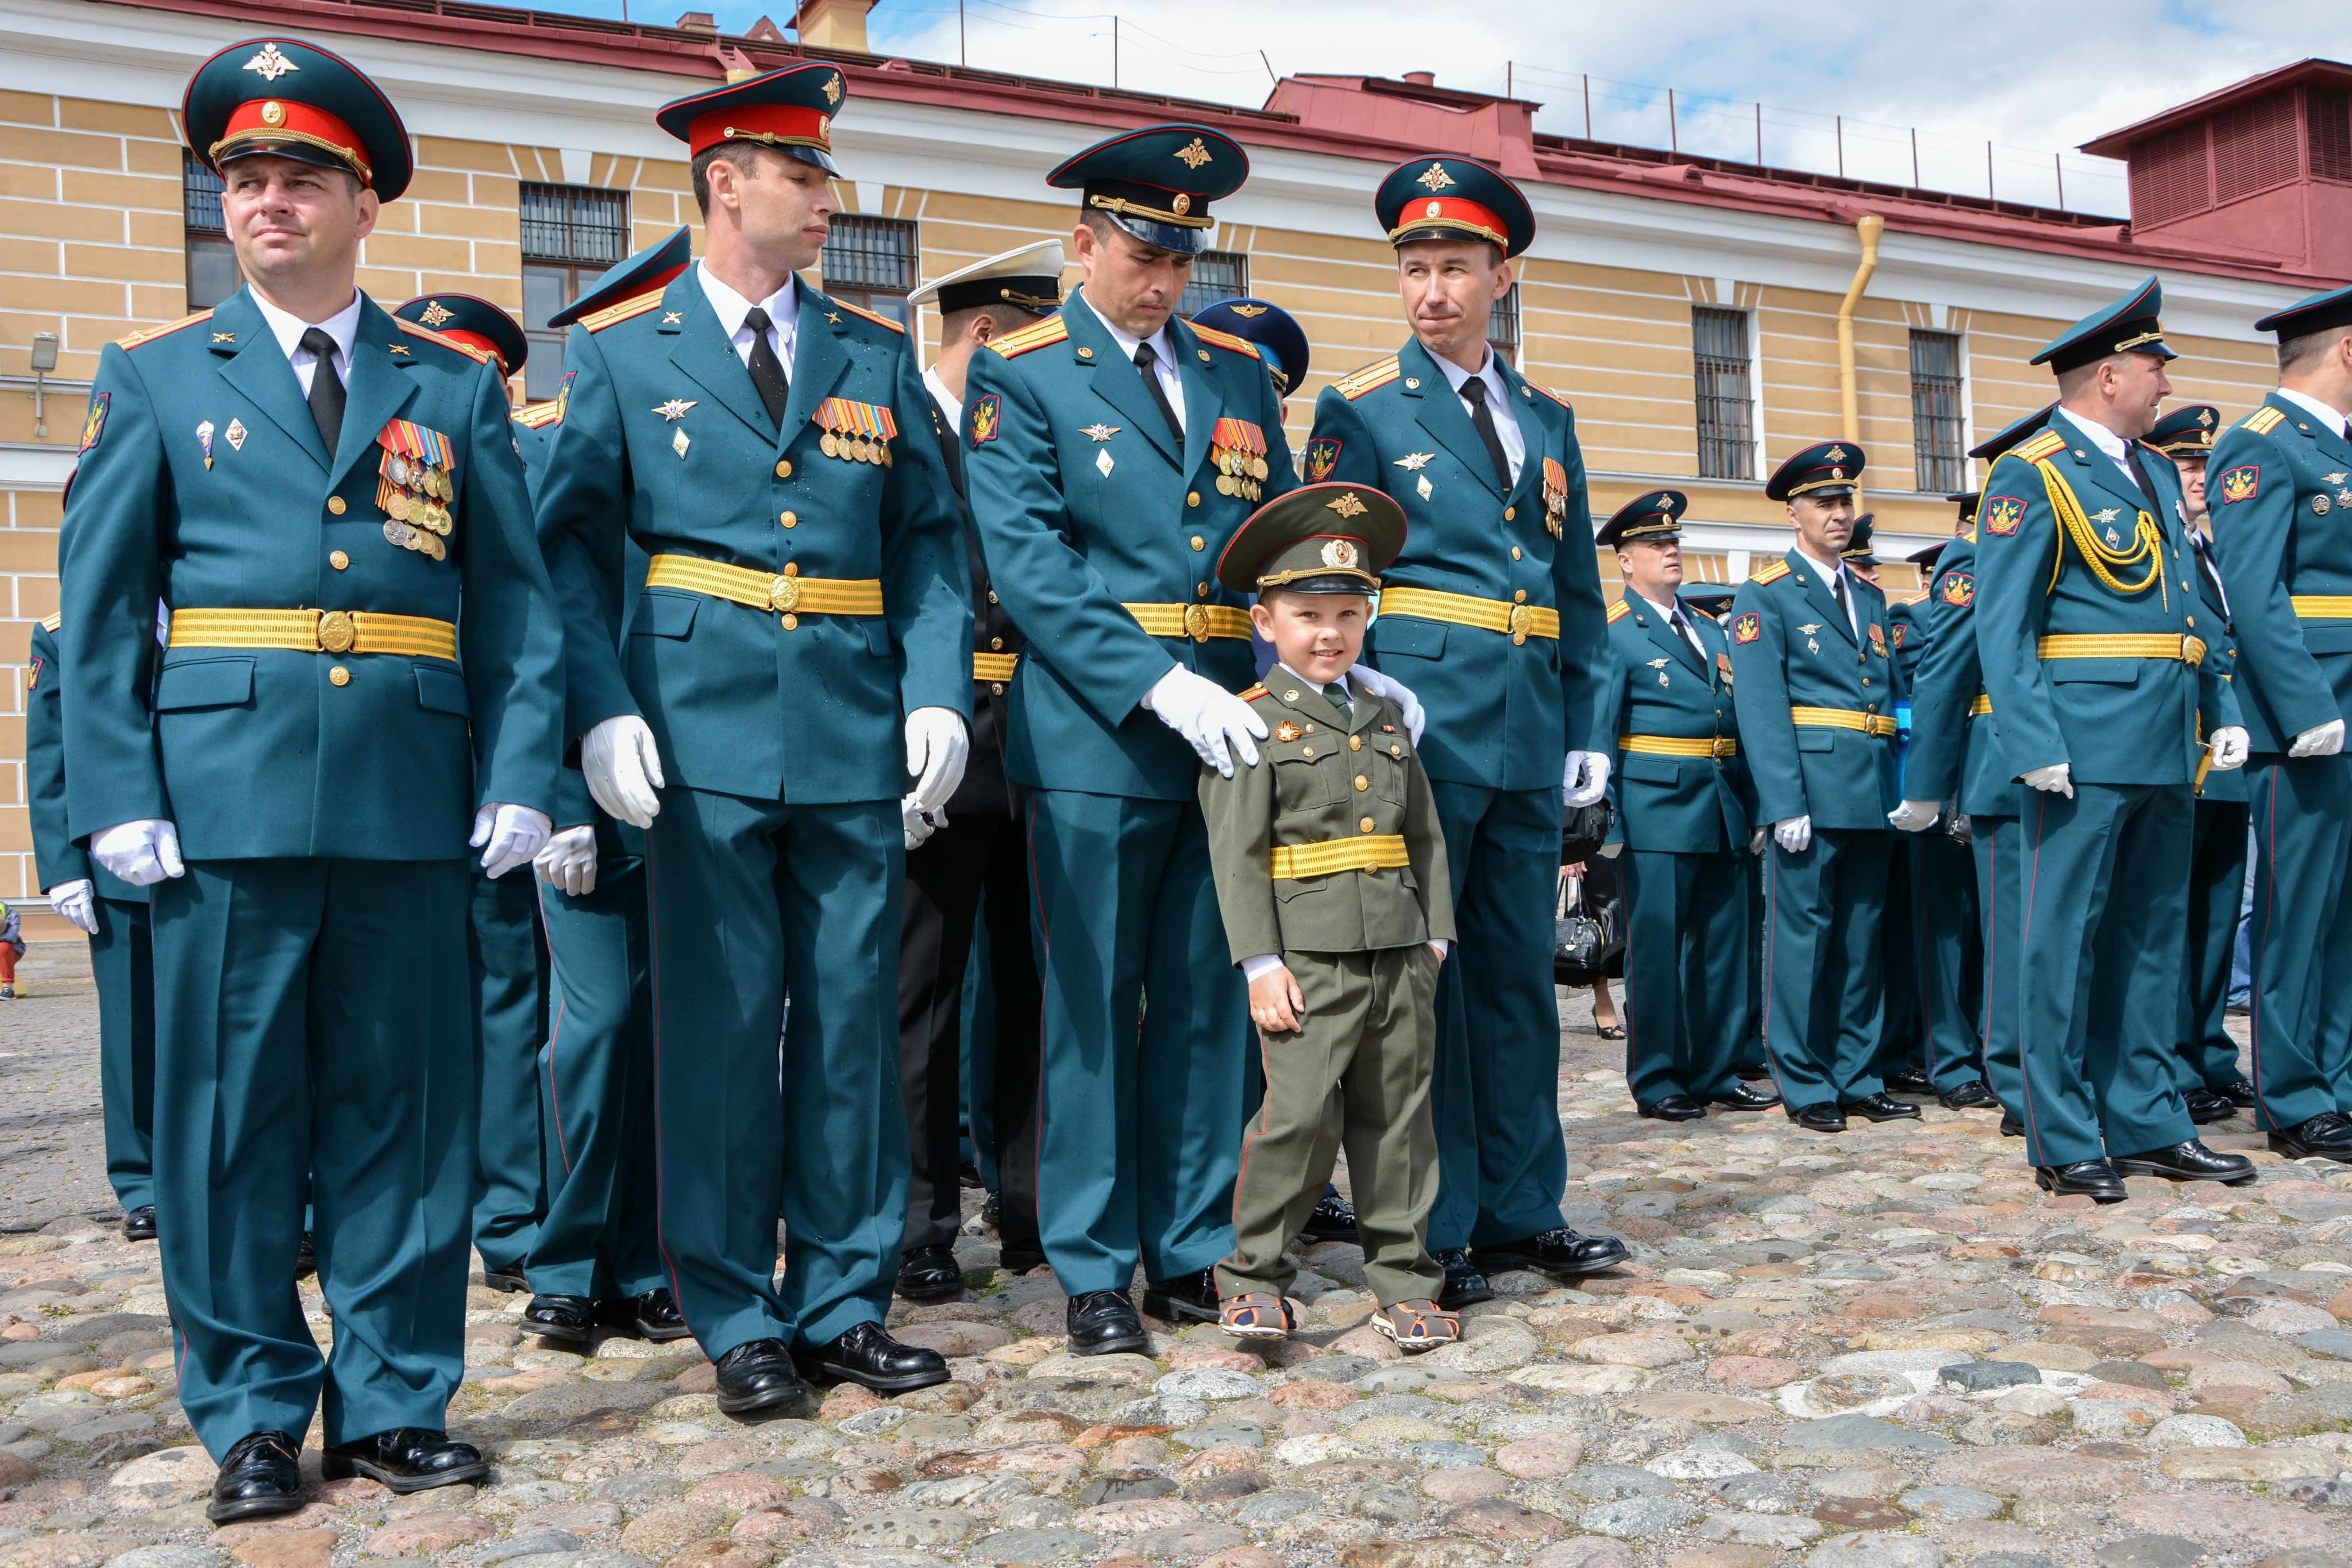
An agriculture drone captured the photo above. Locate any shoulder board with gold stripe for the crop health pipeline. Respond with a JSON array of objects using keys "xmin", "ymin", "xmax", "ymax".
[
  {"xmin": 116, "ymin": 309, "xmax": 214, "ymax": 351},
  {"xmin": 1962, "ymin": 524, "xmax": 1978, "ymax": 544},
  {"xmin": 1239, "ymin": 684, "xmax": 1270, "ymax": 702},
  {"xmin": 512, "ymin": 401, "xmax": 564, "ymax": 428},
  {"xmin": 1606, "ymin": 598, "xmax": 1632, "ymax": 623},
  {"xmin": 1188, "ymin": 323, "xmax": 1261, "ymax": 359},
  {"xmin": 830, "ymin": 298, "xmax": 906, "ymax": 335},
  {"xmin": 1333, "ymin": 356, "xmax": 1401, "ymax": 401},
  {"xmin": 395, "ymin": 317, "xmax": 491, "ymax": 364},
  {"xmin": 2012, "ymin": 430, "xmax": 2068, "ymax": 464},
  {"xmin": 40, "ymin": 612, "xmax": 62, "ymax": 633},
  {"xmin": 1526, "ymin": 381, "xmax": 1572, "ymax": 411},
  {"xmin": 987, "ymin": 314, "xmax": 1070, "ymax": 359},
  {"xmin": 1749, "ymin": 559, "xmax": 1790, "ymax": 585},
  {"xmin": 581, "ymin": 288, "xmax": 667, "ymax": 334},
  {"xmin": 2243, "ymin": 406, "xmax": 2286, "ymax": 435}
]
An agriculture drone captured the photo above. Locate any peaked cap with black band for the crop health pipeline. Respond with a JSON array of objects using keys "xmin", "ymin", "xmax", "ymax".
[
  {"xmin": 1217, "ymin": 482, "xmax": 1407, "ymax": 595},
  {"xmin": 1048, "ymin": 123, "xmax": 1247, "ymax": 256},
  {"xmin": 1191, "ymin": 297, "xmax": 1309, "ymax": 398},
  {"xmin": 2032, "ymin": 275, "xmax": 2176, "ymax": 375}
]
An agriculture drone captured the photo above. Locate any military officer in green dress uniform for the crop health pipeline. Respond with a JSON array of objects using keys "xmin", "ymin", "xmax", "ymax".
[
  {"xmin": 2209, "ymin": 284, "xmax": 2352, "ymax": 1159},
  {"xmin": 1589, "ymin": 492, "xmax": 1770, "ymax": 1122},
  {"xmin": 965, "ymin": 124, "xmax": 1342, "ymax": 1349},
  {"xmin": 894, "ymin": 239, "xmax": 1064, "ymax": 1302},
  {"xmin": 2147, "ymin": 402, "xmax": 2257, "ymax": 1125},
  {"xmin": 394, "ymin": 293, "xmax": 551, "ymax": 1296},
  {"xmin": 1727, "ymin": 443, "xmax": 1914, "ymax": 1131},
  {"xmin": 535, "ymin": 64, "xmax": 972, "ymax": 1405},
  {"xmin": 26, "ymin": 613, "xmax": 157, "ymax": 1241},
  {"xmin": 1304, "ymin": 155, "xmax": 1622, "ymax": 1306},
  {"xmin": 1849, "ymin": 518, "xmax": 1927, "ymax": 1096},
  {"xmin": 59, "ymin": 37, "xmax": 564, "ymax": 1518},
  {"xmin": 1974, "ymin": 277, "xmax": 2255, "ymax": 1198}
]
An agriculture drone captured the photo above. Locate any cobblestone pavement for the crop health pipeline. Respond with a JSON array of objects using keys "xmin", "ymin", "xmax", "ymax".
[
  {"xmin": 2, "ymin": 977, "xmax": 2348, "ymax": 1568},
  {"xmin": 0, "ymin": 945, "xmax": 122, "ymax": 1232}
]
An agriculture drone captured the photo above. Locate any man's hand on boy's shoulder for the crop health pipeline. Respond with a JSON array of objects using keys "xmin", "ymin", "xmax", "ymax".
[{"xmin": 1350, "ymin": 666, "xmax": 1426, "ymax": 743}]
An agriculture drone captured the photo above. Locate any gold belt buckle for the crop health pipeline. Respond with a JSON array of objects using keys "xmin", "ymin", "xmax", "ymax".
[
  {"xmin": 316, "ymin": 609, "xmax": 355, "ymax": 655},
  {"xmin": 1508, "ymin": 602, "xmax": 1534, "ymax": 643},
  {"xmin": 1184, "ymin": 603, "xmax": 1211, "ymax": 642},
  {"xmin": 769, "ymin": 575, "xmax": 801, "ymax": 614},
  {"xmin": 1712, "ymin": 736, "xmax": 1735, "ymax": 761}
]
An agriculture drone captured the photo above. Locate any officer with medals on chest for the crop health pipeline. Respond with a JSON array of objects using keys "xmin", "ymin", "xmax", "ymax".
[
  {"xmin": 1589, "ymin": 492, "xmax": 1770, "ymax": 1123},
  {"xmin": 1304, "ymin": 156, "xmax": 1623, "ymax": 1306},
  {"xmin": 893, "ymin": 240, "xmax": 1065, "ymax": 1301},
  {"xmin": 1973, "ymin": 277, "xmax": 2254, "ymax": 1198},
  {"xmin": 2146, "ymin": 403, "xmax": 2259, "ymax": 1128},
  {"xmin": 59, "ymin": 37, "xmax": 565, "ymax": 1518},
  {"xmin": 534, "ymin": 63, "xmax": 973, "ymax": 1406},
  {"xmin": 963, "ymin": 123, "xmax": 1315, "ymax": 1349},
  {"xmin": 1727, "ymin": 443, "xmax": 1914, "ymax": 1132},
  {"xmin": 2209, "ymin": 284, "xmax": 2352, "ymax": 1159}
]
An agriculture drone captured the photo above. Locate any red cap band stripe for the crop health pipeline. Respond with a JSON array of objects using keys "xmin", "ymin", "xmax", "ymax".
[
  {"xmin": 1389, "ymin": 195, "xmax": 1506, "ymax": 248},
  {"xmin": 435, "ymin": 327, "xmax": 508, "ymax": 369},
  {"xmin": 686, "ymin": 102, "xmax": 831, "ymax": 158},
  {"xmin": 216, "ymin": 97, "xmax": 371, "ymax": 182}
]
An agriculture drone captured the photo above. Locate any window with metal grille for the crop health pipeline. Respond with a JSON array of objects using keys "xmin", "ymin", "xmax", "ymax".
[
  {"xmin": 1177, "ymin": 250, "xmax": 1247, "ymax": 317},
  {"xmin": 819, "ymin": 215, "xmax": 917, "ymax": 327},
  {"xmin": 182, "ymin": 152, "xmax": 239, "ymax": 310},
  {"xmin": 1909, "ymin": 330, "xmax": 1966, "ymax": 495},
  {"xmin": 519, "ymin": 185, "xmax": 632, "ymax": 399},
  {"xmin": 2213, "ymin": 91, "xmax": 2299, "ymax": 203},
  {"xmin": 2311, "ymin": 86, "xmax": 2352, "ymax": 182},
  {"xmin": 2128, "ymin": 123, "xmax": 2213, "ymax": 228},
  {"xmin": 1488, "ymin": 283, "xmax": 1521, "ymax": 368},
  {"xmin": 1692, "ymin": 306, "xmax": 1754, "ymax": 481}
]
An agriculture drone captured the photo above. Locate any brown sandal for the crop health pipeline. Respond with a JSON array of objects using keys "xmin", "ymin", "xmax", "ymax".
[
  {"xmin": 1372, "ymin": 1300, "xmax": 1460, "ymax": 1352},
  {"xmin": 1218, "ymin": 1292, "xmax": 1296, "ymax": 1340}
]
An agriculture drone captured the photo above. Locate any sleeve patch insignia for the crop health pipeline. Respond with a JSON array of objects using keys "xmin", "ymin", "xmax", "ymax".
[
  {"xmin": 79, "ymin": 392, "xmax": 108, "ymax": 453},
  {"xmin": 1305, "ymin": 436, "xmax": 1342, "ymax": 482},
  {"xmin": 1982, "ymin": 495, "xmax": 2025, "ymax": 535},
  {"xmin": 1940, "ymin": 572, "xmax": 1975, "ymax": 608},
  {"xmin": 1891, "ymin": 623, "xmax": 1907, "ymax": 649},
  {"xmin": 2218, "ymin": 466, "xmax": 2260, "ymax": 505},
  {"xmin": 969, "ymin": 393, "xmax": 1001, "ymax": 450},
  {"xmin": 1733, "ymin": 612, "xmax": 1762, "ymax": 645}
]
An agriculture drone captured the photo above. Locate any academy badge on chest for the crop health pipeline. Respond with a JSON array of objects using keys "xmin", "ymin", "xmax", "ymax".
[
  {"xmin": 1210, "ymin": 417, "xmax": 1269, "ymax": 502},
  {"xmin": 374, "ymin": 418, "xmax": 455, "ymax": 561},
  {"xmin": 816, "ymin": 397, "xmax": 899, "ymax": 466}
]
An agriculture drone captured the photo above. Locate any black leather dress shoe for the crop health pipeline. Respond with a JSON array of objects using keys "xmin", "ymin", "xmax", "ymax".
[
  {"xmin": 795, "ymin": 1321, "xmax": 949, "ymax": 1394},
  {"xmin": 1885, "ymin": 1066, "xmax": 1936, "ymax": 1096},
  {"xmin": 295, "ymin": 1232, "xmax": 316, "ymax": 1279},
  {"xmin": 207, "ymin": 1430, "xmax": 303, "ymax": 1523},
  {"xmin": 1300, "ymin": 1184, "xmax": 1359, "ymax": 1244},
  {"xmin": 2036, "ymin": 1159, "xmax": 2127, "ymax": 1203},
  {"xmin": 1938, "ymin": 1080, "xmax": 2000, "ymax": 1111},
  {"xmin": 1999, "ymin": 1113, "xmax": 2023, "ymax": 1137},
  {"xmin": 320, "ymin": 1428, "xmax": 488, "ymax": 1493},
  {"xmin": 478, "ymin": 1264, "xmax": 527, "ymax": 1294},
  {"xmin": 1433, "ymin": 1248, "xmax": 1493, "ymax": 1310},
  {"xmin": 1065, "ymin": 1289, "xmax": 1148, "ymax": 1355},
  {"xmin": 1142, "ymin": 1267, "xmax": 1220, "ymax": 1324},
  {"xmin": 2113, "ymin": 1139, "xmax": 2257, "ymax": 1185},
  {"xmin": 895, "ymin": 1244, "xmax": 966, "ymax": 1303},
  {"xmin": 1472, "ymin": 1228, "xmax": 1631, "ymax": 1281},
  {"xmin": 521, "ymin": 1293, "xmax": 597, "ymax": 1345},
  {"xmin": 1735, "ymin": 1062, "xmax": 1772, "ymax": 1082},
  {"xmin": 2182, "ymin": 1086, "xmax": 2237, "ymax": 1125},
  {"xmin": 1708, "ymin": 1083, "xmax": 1781, "ymax": 1111},
  {"xmin": 600, "ymin": 1287, "xmax": 691, "ymax": 1342},
  {"xmin": 713, "ymin": 1338, "xmax": 813, "ymax": 1417},
  {"xmin": 1790, "ymin": 1102, "xmax": 1847, "ymax": 1133},
  {"xmin": 122, "ymin": 1206, "xmax": 156, "ymax": 1242},
  {"xmin": 2270, "ymin": 1111, "xmax": 2352, "ymax": 1162},
  {"xmin": 2220, "ymin": 1078, "xmax": 2258, "ymax": 1108},
  {"xmin": 1839, "ymin": 1093, "xmax": 1922, "ymax": 1122},
  {"xmin": 1638, "ymin": 1095, "xmax": 1708, "ymax": 1121}
]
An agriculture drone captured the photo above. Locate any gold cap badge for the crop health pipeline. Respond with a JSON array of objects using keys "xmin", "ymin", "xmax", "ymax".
[
  {"xmin": 1321, "ymin": 538, "xmax": 1360, "ymax": 569},
  {"xmin": 1327, "ymin": 492, "xmax": 1369, "ymax": 520}
]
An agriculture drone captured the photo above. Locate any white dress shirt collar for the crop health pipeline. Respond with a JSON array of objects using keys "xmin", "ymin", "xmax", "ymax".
[
  {"xmin": 922, "ymin": 365, "xmax": 960, "ymax": 425},
  {"xmin": 2276, "ymin": 386, "xmax": 2351, "ymax": 439},
  {"xmin": 1274, "ymin": 662, "xmax": 1355, "ymax": 701},
  {"xmin": 1087, "ymin": 296, "xmax": 1186, "ymax": 435},
  {"xmin": 697, "ymin": 262, "xmax": 798, "ymax": 370},
  {"xmin": 1430, "ymin": 343, "xmax": 1524, "ymax": 484},
  {"xmin": 249, "ymin": 288, "xmax": 362, "ymax": 395},
  {"xmin": 1790, "ymin": 543, "xmax": 1858, "ymax": 634}
]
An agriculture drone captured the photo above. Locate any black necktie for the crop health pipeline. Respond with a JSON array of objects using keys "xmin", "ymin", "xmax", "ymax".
[
  {"xmin": 300, "ymin": 327, "xmax": 343, "ymax": 459},
  {"xmin": 1668, "ymin": 605, "xmax": 1702, "ymax": 661},
  {"xmin": 1829, "ymin": 569, "xmax": 1850, "ymax": 628},
  {"xmin": 742, "ymin": 305, "xmax": 790, "ymax": 431},
  {"xmin": 1134, "ymin": 342, "xmax": 1183, "ymax": 448},
  {"xmin": 2123, "ymin": 444, "xmax": 2165, "ymax": 515},
  {"xmin": 1460, "ymin": 375, "xmax": 1511, "ymax": 491}
]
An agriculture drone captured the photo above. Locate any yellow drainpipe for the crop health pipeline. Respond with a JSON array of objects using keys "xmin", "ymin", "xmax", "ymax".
[{"xmin": 1836, "ymin": 214, "xmax": 1883, "ymax": 502}]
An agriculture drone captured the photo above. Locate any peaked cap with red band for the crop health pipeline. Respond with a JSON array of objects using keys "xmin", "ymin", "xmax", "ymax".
[
  {"xmin": 549, "ymin": 227, "xmax": 695, "ymax": 329},
  {"xmin": 394, "ymin": 293, "xmax": 527, "ymax": 374},
  {"xmin": 1375, "ymin": 155, "xmax": 1534, "ymax": 259},
  {"xmin": 183, "ymin": 37, "xmax": 413, "ymax": 201},
  {"xmin": 655, "ymin": 62, "xmax": 845, "ymax": 174}
]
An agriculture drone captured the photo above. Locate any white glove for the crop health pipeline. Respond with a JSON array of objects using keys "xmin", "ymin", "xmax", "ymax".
[
  {"xmin": 2290, "ymin": 718, "xmax": 2345, "ymax": 759},
  {"xmin": 91, "ymin": 820, "xmax": 183, "ymax": 886},
  {"xmin": 2207, "ymin": 726, "xmax": 2250, "ymax": 773},
  {"xmin": 2022, "ymin": 763, "xmax": 2074, "ymax": 799},
  {"xmin": 46, "ymin": 880, "xmax": 96, "ymax": 936},
  {"xmin": 1887, "ymin": 799, "xmax": 1941, "ymax": 833},
  {"xmin": 1143, "ymin": 665, "xmax": 1266, "ymax": 778},
  {"xmin": 1774, "ymin": 814, "xmax": 1813, "ymax": 854},
  {"xmin": 1348, "ymin": 666, "xmax": 1426, "ymax": 744},
  {"xmin": 581, "ymin": 715, "xmax": 666, "ymax": 828},
  {"xmin": 534, "ymin": 825, "xmax": 598, "ymax": 897},
  {"xmin": 1749, "ymin": 825, "xmax": 1769, "ymax": 856},
  {"xmin": 473, "ymin": 804, "xmax": 553, "ymax": 880},
  {"xmin": 1563, "ymin": 750, "xmax": 1612, "ymax": 809},
  {"xmin": 902, "ymin": 794, "xmax": 943, "ymax": 851},
  {"xmin": 905, "ymin": 707, "xmax": 970, "ymax": 814}
]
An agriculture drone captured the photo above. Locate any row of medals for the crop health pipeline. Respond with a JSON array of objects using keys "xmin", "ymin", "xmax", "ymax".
[
  {"xmin": 1215, "ymin": 445, "xmax": 1268, "ymax": 503},
  {"xmin": 382, "ymin": 451, "xmax": 453, "ymax": 561},
  {"xmin": 820, "ymin": 431, "xmax": 894, "ymax": 467}
]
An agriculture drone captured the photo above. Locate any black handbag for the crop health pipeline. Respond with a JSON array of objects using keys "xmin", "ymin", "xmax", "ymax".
[
  {"xmin": 1560, "ymin": 798, "xmax": 1613, "ymax": 865},
  {"xmin": 1553, "ymin": 868, "xmax": 1608, "ymax": 986}
]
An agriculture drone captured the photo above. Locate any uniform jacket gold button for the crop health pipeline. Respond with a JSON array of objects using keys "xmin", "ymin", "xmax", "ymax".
[
  {"xmin": 1504, "ymin": 506, "xmax": 1515, "ymax": 521},
  {"xmin": 782, "ymin": 613, "xmax": 799, "ymax": 629},
  {"xmin": 990, "ymin": 636, "xmax": 1005, "ymax": 650},
  {"xmin": 1349, "ymin": 734, "xmax": 1362, "ymax": 751},
  {"xmin": 1390, "ymin": 743, "xmax": 1402, "ymax": 755},
  {"xmin": 327, "ymin": 496, "xmax": 346, "ymax": 515},
  {"xmin": 1511, "ymin": 546, "xmax": 1522, "ymax": 560},
  {"xmin": 776, "ymin": 459, "xmax": 793, "ymax": 478},
  {"xmin": 1197, "ymin": 583, "xmax": 1210, "ymax": 597},
  {"xmin": 783, "ymin": 561, "xmax": 800, "ymax": 577},
  {"xmin": 991, "ymin": 682, "xmax": 1005, "ymax": 694},
  {"xmin": 1354, "ymin": 774, "xmax": 1369, "ymax": 791},
  {"xmin": 1188, "ymin": 492, "xmax": 1200, "ymax": 507},
  {"xmin": 1191, "ymin": 536, "xmax": 1205, "ymax": 551},
  {"xmin": 781, "ymin": 511, "xmax": 797, "ymax": 528},
  {"xmin": 987, "ymin": 591, "xmax": 999, "ymax": 604},
  {"xmin": 329, "ymin": 551, "xmax": 348, "ymax": 570},
  {"xmin": 328, "ymin": 665, "xmax": 350, "ymax": 686},
  {"xmin": 1302, "ymin": 744, "xmax": 1315, "ymax": 758},
  {"xmin": 1514, "ymin": 589, "xmax": 1527, "ymax": 603},
  {"xmin": 1359, "ymin": 815, "xmax": 1377, "ymax": 832}
]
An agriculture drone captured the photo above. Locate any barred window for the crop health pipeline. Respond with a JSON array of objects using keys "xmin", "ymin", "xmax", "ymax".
[
  {"xmin": 1488, "ymin": 282, "xmax": 1521, "ymax": 368},
  {"xmin": 823, "ymin": 215, "xmax": 918, "ymax": 326},
  {"xmin": 1177, "ymin": 250, "xmax": 1247, "ymax": 317},
  {"xmin": 182, "ymin": 152, "xmax": 238, "ymax": 311},
  {"xmin": 518, "ymin": 184, "xmax": 632, "ymax": 399},
  {"xmin": 1693, "ymin": 306, "xmax": 1754, "ymax": 482},
  {"xmin": 1910, "ymin": 330, "xmax": 1967, "ymax": 494}
]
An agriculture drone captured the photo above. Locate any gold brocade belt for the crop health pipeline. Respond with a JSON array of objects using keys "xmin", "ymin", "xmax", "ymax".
[
  {"xmin": 1619, "ymin": 734, "xmax": 1738, "ymax": 760},
  {"xmin": 973, "ymin": 651, "xmax": 1020, "ymax": 682},
  {"xmin": 1969, "ymin": 694, "xmax": 1993, "ymax": 716},
  {"xmin": 1377, "ymin": 585, "xmax": 1559, "ymax": 645},
  {"xmin": 645, "ymin": 554, "xmax": 883, "ymax": 617},
  {"xmin": 2036, "ymin": 633, "xmax": 2205, "ymax": 666},
  {"xmin": 2291, "ymin": 596, "xmax": 2352, "ymax": 619},
  {"xmin": 1790, "ymin": 705, "xmax": 1898, "ymax": 738},
  {"xmin": 1123, "ymin": 602, "xmax": 1253, "ymax": 642},
  {"xmin": 1268, "ymin": 833, "xmax": 1409, "ymax": 881},
  {"xmin": 167, "ymin": 607, "xmax": 456, "ymax": 660}
]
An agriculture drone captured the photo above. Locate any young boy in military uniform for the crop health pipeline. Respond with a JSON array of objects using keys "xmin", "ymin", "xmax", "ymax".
[{"xmin": 1197, "ymin": 484, "xmax": 1459, "ymax": 1352}]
